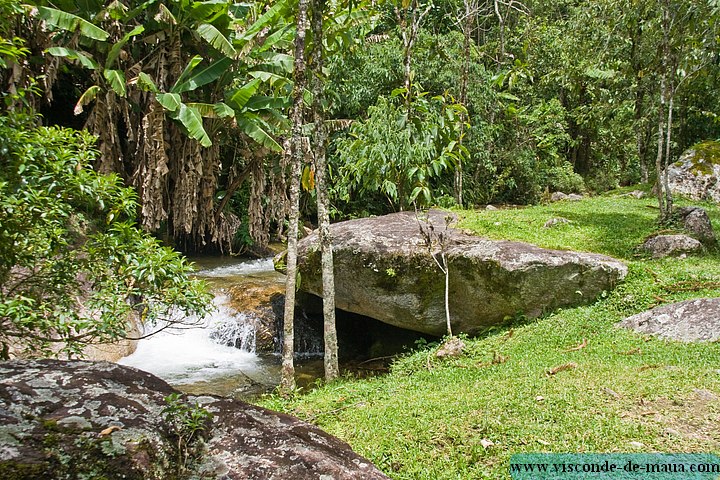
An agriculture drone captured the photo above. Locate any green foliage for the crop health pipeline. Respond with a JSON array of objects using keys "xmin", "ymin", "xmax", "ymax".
[
  {"xmin": 162, "ymin": 393, "xmax": 213, "ymax": 472},
  {"xmin": 332, "ymin": 92, "xmax": 467, "ymax": 211},
  {"xmin": 0, "ymin": 112, "xmax": 211, "ymax": 358}
]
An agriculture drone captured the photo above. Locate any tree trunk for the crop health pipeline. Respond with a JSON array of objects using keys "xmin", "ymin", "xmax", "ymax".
[
  {"xmin": 631, "ymin": 21, "xmax": 649, "ymax": 183},
  {"xmin": 310, "ymin": 0, "xmax": 338, "ymax": 381},
  {"xmin": 455, "ymin": 0, "xmax": 475, "ymax": 206},
  {"xmin": 396, "ymin": 0, "xmax": 430, "ymax": 112},
  {"xmin": 493, "ymin": 0, "xmax": 505, "ymax": 62},
  {"xmin": 655, "ymin": 1, "xmax": 672, "ymax": 223},
  {"xmin": 663, "ymin": 88, "xmax": 674, "ymax": 216},
  {"xmin": 281, "ymin": 0, "xmax": 310, "ymax": 394}
]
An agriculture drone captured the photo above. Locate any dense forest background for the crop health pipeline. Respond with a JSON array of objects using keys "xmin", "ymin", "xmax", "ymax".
[{"xmin": 3, "ymin": 0, "xmax": 720, "ymax": 253}]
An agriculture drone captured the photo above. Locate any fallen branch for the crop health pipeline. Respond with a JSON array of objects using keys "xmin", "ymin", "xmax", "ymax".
[
  {"xmin": 546, "ymin": 362, "xmax": 577, "ymax": 376},
  {"xmin": 563, "ymin": 338, "xmax": 587, "ymax": 352}
]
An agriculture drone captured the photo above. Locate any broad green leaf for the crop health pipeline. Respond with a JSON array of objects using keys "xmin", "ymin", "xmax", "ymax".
[
  {"xmin": 37, "ymin": 6, "xmax": 109, "ymax": 41},
  {"xmin": 248, "ymin": 70, "xmax": 289, "ymax": 87},
  {"xmin": 238, "ymin": 115, "xmax": 281, "ymax": 151},
  {"xmin": 196, "ymin": 23, "xmax": 236, "ymax": 58},
  {"xmin": 156, "ymin": 93, "xmax": 182, "ymax": 112},
  {"xmin": 190, "ymin": 0, "xmax": 228, "ymax": 21},
  {"xmin": 185, "ymin": 102, "xmax": 235, "ymax": 118},
  {"xmin": 256, "ymin": 24, "xmax": 294, "ymax": 52},
  {"xmin": 227, "ymin": 78, "xmax": 261, "ymax": 109},
  {"xmin": 106, "ymin": 25, "xmax": 145, "ymax": 68},
  {"xmin": 46, "ymin": 47, "xmax": 98, "ymax": 70},
  {"xmin": 103, "ymin": 69, "xmax": 127, "ymax": 97},
  {"xmin": 212, "ymin": 102, "xmax": 235, "ymax": 118},
  {"xmin": 172, "ymin": 55, "xmax": 203, "ymax": 91},
  {"xmin": 176, "ymin": 104, "xmax": 212, "ymax": 147},
  {"xmin": 74, "ymin": 85, "xmax": 100, "ymax": 115},
  {"xmin": 136, "ymin": 72, "xmax": 159, "ymax": 93},
  {"xmin": 254, "ymin": 52, "xmax": 294, "ymax": 73},
  {"xmin": 172, "ymin": 57, "xmax": 232, "ymax": 94},
  {"xmin": 244, "ymin": 95, "xmax": 289, "ymax": 111},
  {"xmin": 237, "ymin": 0, "xmax": 289, "ymax": 43}
]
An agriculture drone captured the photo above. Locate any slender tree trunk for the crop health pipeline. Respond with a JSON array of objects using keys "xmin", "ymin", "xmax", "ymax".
[
  {"xmin": 664, "ymin": 89, "xmax": 674, "ymax": 215},
  {"xmin": 455, "ymin": 0, "xmax": 474, "ymax": 206},
  {"xmin": 493, "ymin": 0, "xmax": 504, "ymax": 61},
  {"xmin": 443, "ymin": 253, "xmax": 451, "ymax": 337},
  {"xmin": 396, "ymin": 0, "xmax": 430, "ymax": 112},
  {"xmin": 281, "ymin": 0, "xmax": 310, "ymax": 394},
  {"xmin": 310, "ymin": 0, "xmax": 338, "ymax": 381},
  {"xmin": 631, "ymin": 22, "xmax": 649, "ymax": 183},
  {"xmin": 655, "ymin": 1, "xmax": 672, "ymax": 222}
]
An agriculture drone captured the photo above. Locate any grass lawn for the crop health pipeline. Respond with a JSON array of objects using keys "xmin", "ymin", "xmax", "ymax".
[{"xmin": 257, "ymin": 188, "xmax": 720, "ymax": 479}]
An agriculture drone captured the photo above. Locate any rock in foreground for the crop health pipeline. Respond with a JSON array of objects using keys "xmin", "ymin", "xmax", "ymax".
[
  {"xmin": 617, "ymin": 298, "xmax": 720, "ymax": 342},
  {"xmin": 289, "ymin": 210, "xmax": 627, "ymax": 336},
  {"xmin": 0, "ymin": 360, "xmax": 388, "ymax": 480}
]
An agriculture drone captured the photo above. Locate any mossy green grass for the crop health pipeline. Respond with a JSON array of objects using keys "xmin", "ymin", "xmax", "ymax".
[{"xmin": 258, "ymin": 188, "xmax": 720, "ymax": 479}]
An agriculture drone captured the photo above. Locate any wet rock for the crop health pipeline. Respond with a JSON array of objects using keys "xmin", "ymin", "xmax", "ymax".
[
  {"xmin": 667, "ymin": 141, "xmax": 720, "ymax": 203},
  {"xmin": 226, "ymin": 281, "xmax": 285, "ymax": 352},
  {"xmin": 284, "ymin": 210, "xmax": 627, "ymax": 336},
  {"xmin": 675, "ymin": 206, "xmax": 717, "ymax": 247},
  {"xmin": 642, "ymin": 234, "xmax": 703, "ymax": 258},
  {"xmin": 617, "ymin": 298, "xmax": 720, "ymax": 342},
  {"xmin": 0, "ymin": 360, "xmax": 389, "ymax": 480}
]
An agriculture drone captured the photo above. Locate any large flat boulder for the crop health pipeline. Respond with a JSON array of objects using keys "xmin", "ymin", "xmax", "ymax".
[
  {"xmin": 287, "ymin": 210, "xmax": 627, "ymax": 336},
  {"xmin": 0, "ymin": 360, "xmax": 388, "ymax": 480},
  {"xmin": 617, "ymin": 298, "xmax": 720, "ymax": 342}
]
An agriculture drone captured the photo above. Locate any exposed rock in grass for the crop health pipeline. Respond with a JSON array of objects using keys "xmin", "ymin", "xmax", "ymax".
[
  {"xmin": 667, "ymin": 141, "xmax": 720, "ymax": 203},
  {"xmin": 543, "ymin": 217, "xmax": 571, "ymax": 228},
  {"xmin": 550, "ymin": 192, "xmax": 583, "ymax": 202},
  {"xmin": 0, "ymin": 360, "xmax": 389, "ymax": 480},
  {"xmin": 282, "ymin": 210, "xmax": 627, "ymax": 336},
  {"xmin": 617, "ymin": 297, "xmax": 720, "ymax": 342},
  {"xmin": 675, "ymin": 206, "xmax": 717, "ymax": 247},
  {"xmin": 642, "ymin": 234, "xmax": 703, "ymax": 258}
]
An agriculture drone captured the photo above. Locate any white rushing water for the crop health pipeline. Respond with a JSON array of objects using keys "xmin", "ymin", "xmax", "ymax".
[
  {"xmin": 193, "ymin": 257, "xmax": 275, "ymax": 278},
  {"xmin": 118, "ymin": 258, "xmax": 281, "ymax": 390}
]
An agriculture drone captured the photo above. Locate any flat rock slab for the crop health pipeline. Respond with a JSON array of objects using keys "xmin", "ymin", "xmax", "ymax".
[
  {"xmin": 617, "ymin": 298, "xmax": 720, "ymax": 342},
  {"xmin": 288, "ymin": 210, "xmax": 627, "ymax": 336},
  {"xmin": 0, "ymin": 359, "xmax": 388, "ymax": 480}
]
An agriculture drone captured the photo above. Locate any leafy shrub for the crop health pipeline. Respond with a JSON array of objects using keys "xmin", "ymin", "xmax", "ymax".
[{"xmin": 0, "ymin": 112, "xmax": 211, "ymax": 358}]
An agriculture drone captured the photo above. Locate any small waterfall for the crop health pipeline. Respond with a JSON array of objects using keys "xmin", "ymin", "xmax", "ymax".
[
  {"xmin": 209, "ymin": 311, "xmax": 257, "ymax": 353},
  {"xmin": 118, "ymin": 294, "xmax": 263, "ymax": 385}
]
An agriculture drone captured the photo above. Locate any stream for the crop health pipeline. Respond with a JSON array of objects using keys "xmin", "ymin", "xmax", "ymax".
[{"xmin": 118, "ymin": 257, "xmax": 324, "ymax": 399}]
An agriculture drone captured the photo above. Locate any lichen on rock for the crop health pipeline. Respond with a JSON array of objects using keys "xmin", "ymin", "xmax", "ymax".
[{"xmin": 0, "ymin": 360, "xmax": 389, "ymax": 480}]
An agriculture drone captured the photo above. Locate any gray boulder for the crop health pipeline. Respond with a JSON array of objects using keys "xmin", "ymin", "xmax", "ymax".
[
  {"xmin": 642, "ymin": 234, "xmax": 703, "ymax": 258},
  {"xmin": 667, "ymin": 141, "xmax": 720, "ymax": 203},
  {"xmin": 0, "ymin": 360, "xmax": 388, "ymax": 480},
  {"xmin": 618, "ymin": 298, "xmax": 720, "ymax": 342},
  {"xmin": 676, "ymin": 206, "xmax": 717, "ymax": 246},
  {"xmin": 285, "ymin": 210, "xmax": 627, "ymax": 336}
]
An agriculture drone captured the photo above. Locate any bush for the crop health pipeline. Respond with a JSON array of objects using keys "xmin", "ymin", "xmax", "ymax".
[{"xmin": 0, "ymin": 113, "xmax": 211, "ymax": 358}]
